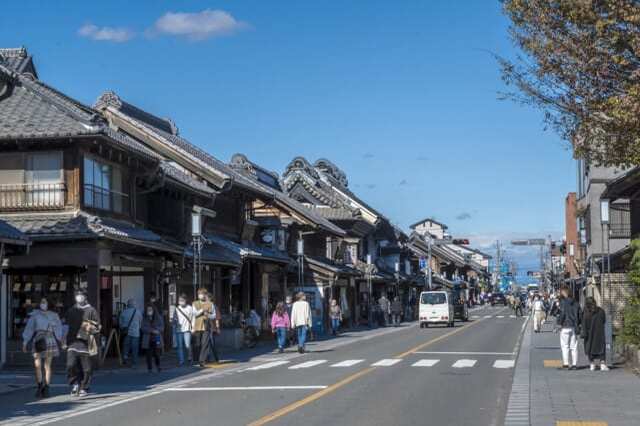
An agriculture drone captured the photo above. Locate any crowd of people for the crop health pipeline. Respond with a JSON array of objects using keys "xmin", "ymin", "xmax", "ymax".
[{"xmin": 507, "ymin": 286, "xmax": 610, "ymax": 372}]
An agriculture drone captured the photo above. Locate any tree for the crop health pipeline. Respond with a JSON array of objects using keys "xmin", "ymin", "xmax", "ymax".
[{"xmin": 499, "ymin": 0, "xmax": 640, "ymax": 167}]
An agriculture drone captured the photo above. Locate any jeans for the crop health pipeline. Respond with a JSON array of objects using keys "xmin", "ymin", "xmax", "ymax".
[
  {"xmin": 175, "ymin": 332, "xmax": 191, "ymax": 365},
  {"xmin": 275, "ymin": 327, "xmax": 287, "ymax": 349},
  {"xmin": 296, "ymin": 326, "xmax": 308, "ymax": 349},
  {"xmin": 122, "ymin": 335, "xmax": 140, "ymax": 366},
  {"xmin": 66, "ymin": 350, "xmax": 92, "ymax": 391},
  {"xmin": 331, "ymin": 318, "xmax": 340, "ymax": 335},
  {"xmin": 560, "ymin": 328, "xmax": 578, "ymax": 366}
]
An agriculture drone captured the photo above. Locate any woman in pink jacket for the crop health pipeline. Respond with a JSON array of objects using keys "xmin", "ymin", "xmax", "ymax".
[{"xmin": 270, "ymin": 302, "xmax": 290, "ymax": 353}]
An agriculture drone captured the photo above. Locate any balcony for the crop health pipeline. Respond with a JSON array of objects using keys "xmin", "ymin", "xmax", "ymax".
[{"xmin": 0, "ymin": 183, "xmax": 66, "ymax": 211}]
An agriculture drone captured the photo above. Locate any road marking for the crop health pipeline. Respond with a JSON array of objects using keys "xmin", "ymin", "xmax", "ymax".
[
  {"xmin": 493, "ymin": 360, "xmax": 516, "ymax": 369},
  {"xmin": 556, "ymin": 422, "xmax": 608, "ymax": 426},
  {"xmin": 471, "ymin": 315, "xmax": 480, "ymax": 319},
  {"xmin": 414, "ymin": 351, "xmax": 515, "ymax": 356},
  {"xmin": 484, "ymin": 315, "xmax": 492, "ymax": 318},
  {"xmin": 247, "ymin": 367, "xmax": 375, "ymax": 426},
  {"xmin": 452, "ymin": 359, "xmax": 477, "ymax": 368},
  {"xmin": 249, "ymin": 316, "xmax": 488, "ymax": 425},
  {"xmin": 371, "ymin": 358, "xmax": 402, "ymax": 367},
  {"xmin": 497, "ymin": 315, "xmax": 505, "ymax": 318},
  {"xmin": 247, "ymin": 360, "xmax": 289, "ymax": 370},
  {"xmin": 289, "ymin": 360, "xmax": 327, "ymax": 369},
  {"xmin": 166, "ymin": 386, "xmax": 327, "ymax": 391},
  {"xmin": 412, "ymin": 359, "xmax": 439, "ymax": 367},
  {"xmin": 330, "ymin": 359, "xmax": 364, "ymax": 367},
  {"xmin": 543, "ymin": 359, "xmax": 564, "ymax": 368},
  {"xmin": 510, "ymin": 315, "xmax": 516, "ymax": 318}
]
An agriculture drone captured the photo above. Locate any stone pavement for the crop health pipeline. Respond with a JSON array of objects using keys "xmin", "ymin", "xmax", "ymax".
[{"xmin": 528, "ymin": 318, "xmax": 640, "ymax": 426}]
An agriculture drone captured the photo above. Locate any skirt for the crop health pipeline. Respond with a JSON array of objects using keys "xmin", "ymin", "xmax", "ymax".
[{"xmin": 32, "ymin": 331, "xmax": 60, "ymax": 358}]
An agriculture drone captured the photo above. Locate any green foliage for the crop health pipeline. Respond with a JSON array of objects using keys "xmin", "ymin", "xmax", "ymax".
[
  {"xmin": 621, "ymin": 239, "xmax": 640, "ymax": 345},
  {"xmin": 500, "ymin": 0, "xmax": 640, "ymax": 167}
]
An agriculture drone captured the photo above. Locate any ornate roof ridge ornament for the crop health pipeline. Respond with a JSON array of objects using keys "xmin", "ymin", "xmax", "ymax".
[{"xmin": 94, "ymin": 90, "xmax": 123, "ymax": 110}]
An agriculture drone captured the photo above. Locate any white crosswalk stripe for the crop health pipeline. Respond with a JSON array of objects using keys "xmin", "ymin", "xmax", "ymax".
[
  {"xmin": 289, "ymin": 360, "xmax": 327, "ymax": 369},
  {"xmin": 493, "ymin": 360, "xmax": 515, "ymax": 369},
  {"xmin": 452, "ymin": 359, "xmax": 477, "ymax": 368},
  {"xmin": 484, "ymin": 315, "xmax": 492, "ymax": 318},
  {"xmin": 471, "ymin": 315, "xmax": 480, "ymax": 319},
  {"xmin": 497, "ymin": 315, "xmax": 505, "ymax": 318},
  {"xmin": 372, "ymin": 359, "xmax": 402, "ymax": 367},
  {"xmin": 247, "ymin": 360, "xmax": 289, "ymax": 370},
  {"xmin": 330, "ymin": 359, "xmax": 365, "ymax": 368},
  {"xmin": 412, "ymin": 359, "xmax": 439, "ymax": 367},
  {"xmin": 509, "ymin": 315, "xmax": 516, "ymax": 318}
]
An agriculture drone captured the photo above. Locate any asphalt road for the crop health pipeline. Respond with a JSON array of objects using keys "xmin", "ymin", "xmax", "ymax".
[{"xmin": 3, "ymin": 305, "xmax": 525, "ymax": 426}]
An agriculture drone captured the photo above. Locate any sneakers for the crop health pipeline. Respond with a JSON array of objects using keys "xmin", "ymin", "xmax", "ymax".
[
  {"xmin": 590, "ymin": 363, "xmax": 596, "ymax": 371},
  {"xmin": 77, "ymin": 389, "xmax": 88, "ymax": 397},
  {"xmin": 600, "ymin": 363, "xmax": 610, "ymax": 371},
  {"xmin": 569, "ymin": 365, "xmax": 577, "ymax": 371},
  {"xmin": 70, "ymin": 384, "xmax": 79, "ymax": 396}
]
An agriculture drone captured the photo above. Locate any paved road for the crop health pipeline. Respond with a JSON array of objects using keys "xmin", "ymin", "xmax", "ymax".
[{"xmin": 1, "ymin": 305, "xmax": 526, "ymax": 426}]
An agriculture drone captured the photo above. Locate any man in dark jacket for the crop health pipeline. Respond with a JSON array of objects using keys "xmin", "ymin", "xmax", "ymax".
[
  {"xmin": 65, "ymin": 289, "xmax": 100, "ymax": 396},
  {"xmin": 556, "ymin": 287, "xmax": 581, "ymax": 370}
]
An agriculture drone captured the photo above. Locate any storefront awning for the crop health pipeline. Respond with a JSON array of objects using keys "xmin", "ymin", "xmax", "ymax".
[
  {"xmin": 184, "ymin": 244, "xmax": 242, "ymax": 267},
  {"xmin": 304, "ymin": 255, "xmax": 362, "ymax": 278},
  {"xmin": 0, "ymin": 219, "xmax": 29, "ymax": 246},
  {"xmin": 205, "ymin": 234, "xmax": 293, "ymax": 265}
]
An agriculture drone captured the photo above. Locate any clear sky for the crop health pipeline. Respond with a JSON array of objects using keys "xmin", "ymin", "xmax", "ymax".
[{"xmin": 0, "ymin": 1, "xmax": 575, "ymax": 272}]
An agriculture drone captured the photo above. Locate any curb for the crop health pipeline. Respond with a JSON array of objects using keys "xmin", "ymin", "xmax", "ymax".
[{"xmin": 504, "ymin": 314, "xmax": 531, "ymax": 426}]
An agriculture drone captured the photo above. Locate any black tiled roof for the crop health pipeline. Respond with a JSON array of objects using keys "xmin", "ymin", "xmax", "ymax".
[
  {"xmin": 0, "ymin": 218, "xmax": 29, "ymax": 245},
  {"xmin": 160, "ymin": 161, "xmax": 215, "ymax": 195},
  {"xmin": 0, "ymin": 47, "xmax": 37, "ymax": 78}
]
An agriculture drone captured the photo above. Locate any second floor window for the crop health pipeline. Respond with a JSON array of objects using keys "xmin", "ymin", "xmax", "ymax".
[
  {"xmin": 0, "ymin": 151, "xmax": 64, "ymax": 209},
  {"xmin": 83, "ymin": 157, "xmax": 128, "ymax": 214}
]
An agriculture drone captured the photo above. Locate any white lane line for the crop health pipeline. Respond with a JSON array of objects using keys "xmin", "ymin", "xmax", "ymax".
[
  {"xmin": 510, "ymin": 315, "xmax": 516, "ymax": 318},
  {"xmin": 415, "ymin": 351, "xmax": 515, "ymax": 356},
  {"xmin": 247, "ymin": 360, "xmax": 289, "ymax": 370},
  {"xmin": 497, "ymin": 315, "xmax": 505, "ymax": 318},
  {"xmin": 288, "ymin": 360, "xmax": 327, "ymax": 369},
  {"xmin": 484, "ymin": 315, "xmax": 492, "ymax": 318},
  {"xmin": 372, "ymin": 359, "xmax": 402, "ymax": 367},
  {"xmin": 471, "ymin": 315, "xmax": 480, "ymax": 319},
  {"xmin": 330, "ymin": 359, "xmax": 364, "ymax": 368},
  {"xmin": 452, "ymin": 359, "xmax": 477, "ymax": 368},
  {"xmin": 412, "ymin": 359, "xmax": 439, "ymax": 367},
  {"xmin": 493, "ymin": 360, "xmax": 516, "ymax": 369},
  {"xmin": 166, "ymin": 386, "xmax": 327, "ymax": 391}
]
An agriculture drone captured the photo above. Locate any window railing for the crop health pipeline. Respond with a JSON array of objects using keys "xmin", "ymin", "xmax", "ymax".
[
  {"xmin": 0, "ymin": 183, "xmax": 66, "ymax": 210},
  {"xmin": 83, "ymin": 184, "xmax": 129, "ymax": 214}
]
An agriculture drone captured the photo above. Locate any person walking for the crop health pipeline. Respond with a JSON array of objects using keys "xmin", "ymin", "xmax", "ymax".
[
  {"xmin": 378, "ymin": 295, "xmax": 390, "ymax": 327},
  {"xmin": 391, "ymin": 296, "xmax": 403, "ymax": 326},
  {"xmin": 532, "ymin": 295, "xmax": 545, "ymax": 333},
  {"xmin": 329, "ymin": 299, "xmax": 342, "ymax": 336},
  {"xmin": 171, "ymin": 294, "xmax": 194, "ymax": 366},
  {"xmin": 118, "ymin": 299, "xmax": 142, "ymax": 368},
  {"xmin": 285, "ymin": 295, "xmax": 295, "ymax": 347},
  {"xmin": 205, "ymin": 294, "xmax": 221, "ymax": 363},
  {"xmin": 581, "ymin": 297, "xmax": 609, "ymax": 371},
  {"xmin": 65, "ymin": 289, "xmax": 100, "ymax": 397},
  {"xmin": 192, "ymin": 289, "xmax": 214, "ymax": 367},
  {"xmin": 22, "ymin": 297, "xmax": 63, "ymax": 398},
  {"xmin": 290, "ymin": 292, "xmax": 312, "ymax": 354},
  {"xmin": 270, "ymin": 302, "xmax": 290, "ymax": 353},
  {"xmin": 141, "ymin": 304, "xmax": 163, "ymax": 373},
  {"xmin": 557, "ymin": 286, "xmax": 581, "ymax": 370}
]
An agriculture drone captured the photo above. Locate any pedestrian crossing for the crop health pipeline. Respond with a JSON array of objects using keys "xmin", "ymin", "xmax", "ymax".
[{"xmin": 246, "ymin": 357, "xmax": 515, "ymax": 371}]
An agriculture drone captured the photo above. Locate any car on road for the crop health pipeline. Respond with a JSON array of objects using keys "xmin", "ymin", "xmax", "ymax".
[
  {"xmin": 490, "ymin": 292, "xmax": 507, "ymax": 306},
  {"xmin": 419, "ymin": 290, "xmax": 455, "ymax": 328}
]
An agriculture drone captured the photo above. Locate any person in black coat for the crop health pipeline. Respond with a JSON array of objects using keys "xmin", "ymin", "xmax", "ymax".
[
  {"xmin": 65, "ymin": 289, "xmax": 100, "ymax": 396},
  {"xmin": 581, "ymin": 297, "xmax": 609, "ymax": 371}
]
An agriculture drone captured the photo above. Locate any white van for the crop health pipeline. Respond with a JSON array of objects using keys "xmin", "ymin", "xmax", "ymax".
[{"xmin": 419, "ymin": 291, "xmax": 454, "ymax": 328}]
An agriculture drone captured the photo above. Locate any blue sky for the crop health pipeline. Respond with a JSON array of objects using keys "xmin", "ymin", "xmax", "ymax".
[{"xmin": 0, "ymin": 1, "xmax": 574, "ymax": 272}]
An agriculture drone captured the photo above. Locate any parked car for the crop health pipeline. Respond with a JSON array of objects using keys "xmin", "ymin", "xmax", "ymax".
[{"xmin": 491, "ymin": 292, "xmax": 507, "ymax": 306}]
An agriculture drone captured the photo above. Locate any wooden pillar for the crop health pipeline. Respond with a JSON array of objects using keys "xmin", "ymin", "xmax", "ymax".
[
  {"xmin": 86, "ymin": 265, "xmax": 100, "ymax": 316},
  {"xmin": 143, "ymin": 267, "xmax": 155, "ymax": 304}
]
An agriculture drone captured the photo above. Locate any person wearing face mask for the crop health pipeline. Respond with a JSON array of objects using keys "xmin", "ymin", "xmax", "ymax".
[
  {"xmin": 141, "ymin": 304, "xmax": 164, "ymax": 373},
  {"xmin": 118, "ymin": 299, "xmax": 142, "ymax": 367},
  {"xmin": 171, "ymin": 294, "xmax": 195, "ymax": 366},
  {"xmin": 192, "ymin": 288, "xmax": 213, "ymax": 367},
  {"xmin": 65, "ymin": 289, "xmax": 100, "ymax": 397},
  {"xmin": 22, "ymin": 297, "xmax": 63, "ymax": 398}
]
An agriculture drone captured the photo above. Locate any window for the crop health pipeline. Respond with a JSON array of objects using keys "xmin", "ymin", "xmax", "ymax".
[
  {"xmin": 609, "ymin": 202, "xmax": 631, "ymax": 239},
  {"xmin": 83, "ymin": 157, "xmax": 127, "ymax": 213},
  {"xmin": 0, "ymin": 151, "xmax": 63, "ymax": 209},
  {"xmin": 421, "ymin": 292, "xmax": 447, "ymax": 305}
]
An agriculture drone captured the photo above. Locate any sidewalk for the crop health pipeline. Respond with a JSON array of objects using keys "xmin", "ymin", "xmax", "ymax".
[
  {"xmin": 527, "ymin": 319, "xmax": 640, "ymax": 426},
  {"xmin": 0, "ymin": 321, "xmax": 416, "ymax": 397}
]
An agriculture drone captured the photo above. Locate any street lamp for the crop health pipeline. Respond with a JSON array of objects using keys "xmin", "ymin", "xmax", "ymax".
[
  {"xmin": 394, "ymin": 261, "xmax": 400, "ymax": 298},
  {"xmin": 367, "ymin": 254, "xmax": 373, "ymax": 328},
  {"xmin": 600, "ymin": 198, "xmax": 613, "ymax": 367},
  {"xmin": 191, "ymin": 211, "xmax": 202, "ymax": 299}
]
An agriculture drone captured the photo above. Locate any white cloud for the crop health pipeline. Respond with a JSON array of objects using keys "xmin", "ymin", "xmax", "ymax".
[
  {"xmin": 78, "ymin": 24, "xmax": 134, "ymax": 42},
  {"xmin": 150, "ymin": 9, "xmax": 248, "ymax": 41}
]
